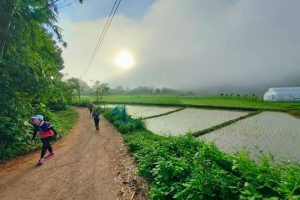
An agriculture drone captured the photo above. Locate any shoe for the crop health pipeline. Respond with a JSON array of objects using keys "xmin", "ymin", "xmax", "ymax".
[
  {"xmin": 37, "ymin": 158, "xmax": 45, "ymax": 166},
  {"xmin": 45, "ymin": 152, "xmax": 54, "ymax": 159}
]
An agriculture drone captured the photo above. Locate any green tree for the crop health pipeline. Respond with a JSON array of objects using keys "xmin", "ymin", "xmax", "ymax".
[
  {"xmin": 67, "ymin": 78, "xmax": 82, "ymax": 102},
  {"xmin": 92, "ymin": 82, "xmax": 110, "ymax": 103},
  {"xmin": 0, "ymin": 0, "xmax": 83, "ymax": 161}
]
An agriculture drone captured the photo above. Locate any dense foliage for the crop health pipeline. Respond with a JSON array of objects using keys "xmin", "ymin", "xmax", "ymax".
[
  {"xmin": 101, "ymin": 107, "xmax": 300, "ymax": 200},
  {"xmin": 0, "ymin": 0, "xmax": 78, "ymax": 162}
]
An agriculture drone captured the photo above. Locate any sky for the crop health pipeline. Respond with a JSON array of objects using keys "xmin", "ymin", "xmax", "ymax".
[{"xmin": 58, "ymin": 0, "xmax": 300, "ymax": 92}]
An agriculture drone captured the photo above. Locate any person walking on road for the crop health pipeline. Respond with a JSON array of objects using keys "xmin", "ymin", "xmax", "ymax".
[
  {"xmin": 92, "ymin": 110, "xmax": 100, "ymax": 130},
  {"xmin": 31, "ymin": 115, "xmax": 58, "ymax": 165},
  {"xmin": 88, "ymin": 103, "xmax": 94, "ymax": 115}
]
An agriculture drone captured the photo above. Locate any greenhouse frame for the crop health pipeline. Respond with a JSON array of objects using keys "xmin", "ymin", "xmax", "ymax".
[{"xmin": 263, "ymin": 87, "xmax": 300, "ymax": 101}]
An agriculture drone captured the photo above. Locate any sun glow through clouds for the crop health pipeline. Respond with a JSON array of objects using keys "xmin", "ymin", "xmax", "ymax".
[{"xmin": 114, "ymin": 51, "xmax": 134, "ymax": 70}]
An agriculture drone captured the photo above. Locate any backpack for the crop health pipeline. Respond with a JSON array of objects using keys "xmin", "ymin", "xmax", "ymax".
[{"xmin": 93, "ymin": 112, "xmax": 100, "ymax": 121}]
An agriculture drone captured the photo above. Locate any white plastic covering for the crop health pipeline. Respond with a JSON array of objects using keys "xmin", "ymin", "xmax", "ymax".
[{"xmin": 263, "ymin": 87, "xmax": 300, "ymax": 101}]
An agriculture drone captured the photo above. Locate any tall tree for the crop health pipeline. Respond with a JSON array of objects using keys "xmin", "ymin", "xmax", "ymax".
[
  {"xmin": 92, "ymin": 82, "xmax": 110, "ymax": 103},
  {"xmin": 66, "ymin": 78, "xmax": 82, "ymax": 102}
]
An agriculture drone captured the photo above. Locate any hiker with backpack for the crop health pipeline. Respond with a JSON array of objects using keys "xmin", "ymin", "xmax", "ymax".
[
  {"xmin": 31, "ymin": 115, "xmax": 58, "ymax": 165},
  {"xmin": 92, "ymin": 110, "xmax": 100, "ymax": 130}
]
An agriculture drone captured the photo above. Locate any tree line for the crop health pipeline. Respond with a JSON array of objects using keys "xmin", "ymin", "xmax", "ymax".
[{"xmin": 66, "ymin": 78, "xmax": 110, "ymax": 103}]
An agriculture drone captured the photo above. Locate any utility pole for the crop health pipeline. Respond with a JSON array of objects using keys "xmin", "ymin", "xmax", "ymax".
[
  {"xmin": 95, "ymin": 81, "xmax": 100, "ymax": 104},
  {"xmin": 77, "ymin": 79, "xmax": 81, "ymax": 102}
]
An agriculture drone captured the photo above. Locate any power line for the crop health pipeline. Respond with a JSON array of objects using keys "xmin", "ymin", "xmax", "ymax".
[
  {"xmin": 84, "ymin": 0, "xmax": 118, "ymax": 75},
  {"xmin": 82, "ymin": 0, "xmax": 121, "ymax": 77},
  {"xmin": 81, "ymin": 0, "xmax": 122, "ymax": 77}
]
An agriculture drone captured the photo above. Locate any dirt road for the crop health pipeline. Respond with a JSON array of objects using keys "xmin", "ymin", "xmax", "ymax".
[{"xmin": 0, "ymin": 108, "xmax": 147, "ymax": 200}]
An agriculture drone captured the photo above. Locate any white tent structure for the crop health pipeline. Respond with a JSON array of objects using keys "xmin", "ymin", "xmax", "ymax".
[{"xmin": 263, "ymin": 87, "xmax": 300, "ymax": 101}]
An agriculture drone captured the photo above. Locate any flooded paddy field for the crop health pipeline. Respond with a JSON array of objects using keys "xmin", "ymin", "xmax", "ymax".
[
  {"xmin": 102, "ymin": 104, "xmax": 178, "ymax": 118},
  {"xmin": 145, "ymin": 108, "xmax": 248, "ymax": 136},
  {"xmin": 200, "ymin": 112, "xmax": 300, "ymax": 164}
]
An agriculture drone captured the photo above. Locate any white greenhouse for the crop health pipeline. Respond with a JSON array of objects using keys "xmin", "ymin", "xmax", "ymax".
[{"xmin": 263, "ymin": 87, "xmax": 300, "ymax": 101}]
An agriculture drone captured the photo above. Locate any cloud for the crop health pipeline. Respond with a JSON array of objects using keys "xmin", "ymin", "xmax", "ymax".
[{"xmin": 60, "ymin": 0, "xmax": 300, "ymax": 92}]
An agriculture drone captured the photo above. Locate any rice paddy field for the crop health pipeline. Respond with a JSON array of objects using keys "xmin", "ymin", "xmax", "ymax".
[
  {"xmin": 103, "ymin": 103, "xmax": 300, "ymax": 163},
  {"xmin": 125, "ymin": 105, "xmax": 178, "ymax": 119},
  {"xmin": 145, "ymin": 108, "xmax": 248, "ymax": 136},
  {"xmin": 200, "ymin": 112, "xmax": 300, "ymax": 164},
  {"xmin": 102, "ymin": 104, "xmax": 178, "ymax": 118}
]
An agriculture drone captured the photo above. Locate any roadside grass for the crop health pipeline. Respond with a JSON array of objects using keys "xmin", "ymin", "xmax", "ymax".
[{"xmin": 54, "ymin": 107, "xmax": 79, "ymax": 136}]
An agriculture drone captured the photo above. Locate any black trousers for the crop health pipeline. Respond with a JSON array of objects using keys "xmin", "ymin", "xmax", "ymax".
[
  {"xmin": 94, "ymin": 119, "xmax": 100, "ymax": 130},
  {"xmin": 40, "ymin": 136, "xmax": 53, "ymax": 159}
]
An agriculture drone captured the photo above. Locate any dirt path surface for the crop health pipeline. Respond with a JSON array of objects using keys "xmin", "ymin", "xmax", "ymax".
[{"xmin": 0, "ymin": 107, "xmax": 147, "ymax": 200}]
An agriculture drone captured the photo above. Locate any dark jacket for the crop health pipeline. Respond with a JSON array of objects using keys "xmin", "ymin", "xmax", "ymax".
[
  {"xmin": 32, "ymin": 121, "xmax": 57, "ymax": 140},
  {"xmin": 92, "ymin": 111, "xmax": 100, "ymax": 121}
]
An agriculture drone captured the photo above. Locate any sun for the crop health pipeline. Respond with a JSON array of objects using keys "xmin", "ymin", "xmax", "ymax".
[{"xmin": 114, "ymin": 51, "xmax": 134, "ymax": 70}]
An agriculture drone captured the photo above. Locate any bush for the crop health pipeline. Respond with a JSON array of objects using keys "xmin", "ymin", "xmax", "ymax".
[
  {"xmin": 99, "ymin": 106, "xmax": 145, "ymax": 134},
  {"xmin": 71, "ymin": 101, "xmax": 91, "ymax": 107},
  {"xmin": 48, "ymin": 101, "xmax": 68, "ymax": 111}
]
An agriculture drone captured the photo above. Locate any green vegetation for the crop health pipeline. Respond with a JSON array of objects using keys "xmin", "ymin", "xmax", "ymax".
[
  {"xmin": 79, "ymin": 95, "xmax": 300, "ymax": 111},
  {"xmin": 100, "ymin": 107, "xmax": 300, "ymax": 200},
  {"xmin": 79, "ymin": 95, "xmax": 181, "ymax": 105},
  {"xmin": 72, "ymin": 100, "xmax": 92, "ymax": 107},
  {"xmin": 0, "ymin": 106, "xmax": 78, "ymax": 162},
  {"xmin": 0, "ymin": 1, "xmax": 81, "ymax": 162},
  {"xmin": 180, "ymin": 97, "xmax": 300, "ymax": 110},
  {"xmin": 55, "ymin": 108, "xmax": 79, "ymax": 135}
]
